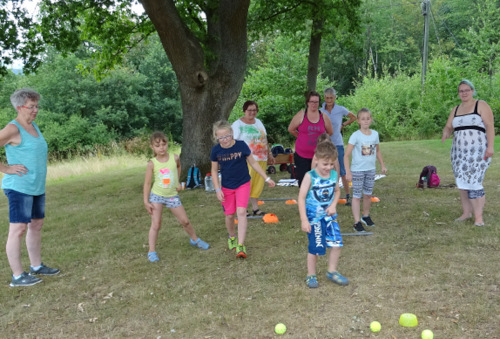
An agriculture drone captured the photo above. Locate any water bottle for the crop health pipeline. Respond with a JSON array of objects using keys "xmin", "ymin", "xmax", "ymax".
[
  {"xmin": 421, "ymin": 176, "xmax": 427, "ymax": 188},
  {"xmin": 204, "ymin": 173, "xmax": 214, "ymax": 192}
]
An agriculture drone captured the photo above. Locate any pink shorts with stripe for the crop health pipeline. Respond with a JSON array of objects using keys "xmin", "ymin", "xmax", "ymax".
[{"xmin": 221, "ymin": 181, "xmax": 251, "ymax": 215}]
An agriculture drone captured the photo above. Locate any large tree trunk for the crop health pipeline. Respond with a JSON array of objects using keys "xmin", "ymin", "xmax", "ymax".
[
  {"xmin": 306, "ymin": 13, "xmax": 325, "ymax": 92},
  {"xmin": 140, "ymin": 0, "xmax": 249, "ymax": 177}
]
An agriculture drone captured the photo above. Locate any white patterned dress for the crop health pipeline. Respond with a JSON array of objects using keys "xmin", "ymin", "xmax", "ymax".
[{"xmin": 451, "ymin": 100, "xmax": 491, "ymax": 190}]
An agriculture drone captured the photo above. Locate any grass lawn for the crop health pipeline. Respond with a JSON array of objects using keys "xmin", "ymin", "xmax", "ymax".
[{"xmin": 0, "ymin": 138, "xmax": 499, "ymax": 338}]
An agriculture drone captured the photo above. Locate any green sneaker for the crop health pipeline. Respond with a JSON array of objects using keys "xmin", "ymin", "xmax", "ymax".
[
  {"xmin": 236, "ymin": 244, "xmax": 247, "ymax": 258},
  {"xmin": 228, "ymin": 236, "xmax": 237, "ymax": 250}
]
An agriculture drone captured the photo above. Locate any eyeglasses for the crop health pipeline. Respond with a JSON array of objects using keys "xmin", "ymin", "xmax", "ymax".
[
  {"xmin": 459, "ymin": 89, "xmax": 472, "ymax": 94},
  {"xmin": 246, "ymin": 109, "xmax": 258, "ymax": 112},
  {"xmin": 308, "ymin": 101, "xmax": 320, "ymax": 104},
  {"xmin": 21, "ymin": 105, "xmax": 40, "ymax": 110},
  {"xmin": 217, "ymin": 134, "xmax": 232, "ymax": 140}
]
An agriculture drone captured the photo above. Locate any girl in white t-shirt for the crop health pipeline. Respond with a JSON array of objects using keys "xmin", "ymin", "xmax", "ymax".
[{"xmin": 344, "ymin": 108, "xmax": 387, "ymax": 232}]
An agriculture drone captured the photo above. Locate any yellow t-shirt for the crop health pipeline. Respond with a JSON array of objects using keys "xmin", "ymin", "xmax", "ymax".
[{"xmin": 150, "ymin": 154, "xmax": 178, "ymax": 198}]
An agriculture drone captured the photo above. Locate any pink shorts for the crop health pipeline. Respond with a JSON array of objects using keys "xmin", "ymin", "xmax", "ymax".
[{"xmin": 221, "ymin": 181, "xmax": 251, "ymax": 215}]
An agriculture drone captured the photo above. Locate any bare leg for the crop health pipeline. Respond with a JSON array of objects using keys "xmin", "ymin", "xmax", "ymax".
[
  {"xmin": 148, "ymin": 203, "xmax": 163, "ymax": 253},
  {"xmin": 170, "ymin": 205, "xmax": 197, "ymax": 241},
  {"xmin": 26, "ymin": 219, "xmax": 43, "ymax": 268},
  {"xmin": 351, "ymin": 197, "xmax": 361, "ymax": 222},
  {"xmin": 249, "ymin": 197, "xmax": 259, "ymax": 212},
  {"xmin": 225, "ymin": 214, "xmax": 236, "ymax": 237},
  {"xmin": 470, "ymin": 195, "xmax": 485, "ymax": 225},
  {"xmin": 458, "ymin": 189, "xmax": 473, "ymax": 220},
  {"xmin": 327, "ymin": 247, "xmax": 341, "ymax": 273},
  {"xmin": 362, "ymin": 194, "xmax": 372, "ymax": 217},
  {"xmin": 307, "ymin": 253, "xmax": 318, "ymax": 276},
  {"xmin": 6, "ymin": 223, "xmax": 28, "ymax": 276},
  {"xmin": 236, "ymin": 207, "xmax": 248, "ymax": 245},
  {"xmin": 341, "ymin": 175, "xmax": 350, "ymax": 196}
]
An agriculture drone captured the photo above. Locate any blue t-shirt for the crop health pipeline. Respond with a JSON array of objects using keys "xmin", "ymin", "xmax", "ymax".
[
  {"xmin": 347, "ymin": 129, "xmax": 379, "ymax": 171},
  {"xmin": 210, "ymin": 140, "xmax": 251, "ymax": 189},
  {"xmin": 321, "ymin": 103, "xmax": 350, "ymax": 146},
  {"xmin": 305, "ymin": 168, "xmax": 338, "ymax": 222}
]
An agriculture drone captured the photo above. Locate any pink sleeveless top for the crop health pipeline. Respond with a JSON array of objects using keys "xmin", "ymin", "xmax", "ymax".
[{"xmin": 294, "ymin": 110, "xmax": 326, "ymax": 159}]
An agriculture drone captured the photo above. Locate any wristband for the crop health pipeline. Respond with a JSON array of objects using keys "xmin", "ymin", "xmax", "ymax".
[
  {"xmin": 265, "ymin": 177, "xmax": 271, "ymax": 182},
  {"xmin": 216, "ymin": 188, "xmax": 221, "ymax": 192}
]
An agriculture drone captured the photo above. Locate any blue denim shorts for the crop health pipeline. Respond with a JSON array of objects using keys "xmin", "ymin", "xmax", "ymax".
[{"xmin": 4, "ymin": 189, "xmax": 45, "ymax": 223}]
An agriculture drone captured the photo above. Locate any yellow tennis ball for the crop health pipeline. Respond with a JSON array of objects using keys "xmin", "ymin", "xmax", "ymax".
[
  {"xmin": 370, "ymin": 321, "xmax": 381, "ymax": 333},
  {"xmin": 421, "ymin": 329, "xmax": 434, "ymax": 339},
  {"xmin": 275, "ymin": 323, "xmax": 286, "ymax": 335}
]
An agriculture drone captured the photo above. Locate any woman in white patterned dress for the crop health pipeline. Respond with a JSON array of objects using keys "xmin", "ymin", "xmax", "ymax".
[{"xmin": 441, "ymin": 80, "xmax": 495, "ymax": 226}]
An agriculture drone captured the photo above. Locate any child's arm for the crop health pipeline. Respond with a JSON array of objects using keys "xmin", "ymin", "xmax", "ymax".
[
  {"xmin": 375, "ymin": 144, "xmax": 387, "ymax": 175},
  {"xmin": 247, "ymin": 155, "xmax": 275, "ymax": 187},
  {"xmin": 344, "ymin": 143, "xmax": 354, "ymax": 182},
  {"xmin": 298, "ymin": 172, "xmax": 312, "ymax": 233},
  {"xmin": 325, "ymin": 184, "xmax": 341, "ymax": 216},
  {"xmin": 143, "ymin": 161, "xmax": 154, "ymax": 215},
  {"xmin": 211, "ymin": 161, "xmax": 224, "ymax": 202},
  {"xmin": 175, "ymin": 154, "xmax": 182, "ymax": 191}
]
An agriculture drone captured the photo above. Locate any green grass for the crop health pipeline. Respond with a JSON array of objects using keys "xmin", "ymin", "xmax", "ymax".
[{"xmin": 1, "ymin": 139, "xmax": 499, "ymax": 338}]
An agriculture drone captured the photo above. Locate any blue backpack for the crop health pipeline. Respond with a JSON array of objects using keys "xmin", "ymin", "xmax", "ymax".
[{"xmin": 186, "ymin": 164, "xmax": 202, "ymax": 189}]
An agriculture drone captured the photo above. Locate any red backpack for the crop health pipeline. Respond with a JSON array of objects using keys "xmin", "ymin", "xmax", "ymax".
[{"xmin": 417, "ymin": 165, "xmax": 440, "ymax": 188}]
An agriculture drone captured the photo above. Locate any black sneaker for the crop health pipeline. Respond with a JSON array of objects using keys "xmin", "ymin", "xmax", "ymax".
[
  {"xmin": 10, "ymin": 272, "xmax": 42, "ymax": 287},
  {"xmin": 30, "ymin": 263, "xmax": 60, "ymax": 276},
  {"xmin": 353, "ymin": 221, "xmax": 366, "ymax": 233},
  {"xmin": 361, "ymin": 215, "xmax": 375, "ymax": 227},
  {"xmin": 345, "ymin": 194, "xmax": 351, "ymax": 206}
]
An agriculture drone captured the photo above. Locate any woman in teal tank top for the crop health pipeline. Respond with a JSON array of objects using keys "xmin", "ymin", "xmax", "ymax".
[{"xmin": 0, "ymin": 88, "xmax": 59, "ymax": 287}]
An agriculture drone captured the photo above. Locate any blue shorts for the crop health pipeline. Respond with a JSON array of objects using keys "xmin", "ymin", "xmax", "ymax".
[
  {"xmin": 307, "ymin": 213, "xmax": 343, "ymax": 255},
  {"xmin": 336, "ymin": 145, "xmax": 346, "ymax": 177},
  {"xmin": 4, "ymin": 189, "xmax": 45, "ymax": 223},
  {"xmin": 351, "ymin": 169, "xmax": 376, "ymax": 198},
  {"xmin": 149, "ymin": 193, "xmax": 182, "ymax": 208}
]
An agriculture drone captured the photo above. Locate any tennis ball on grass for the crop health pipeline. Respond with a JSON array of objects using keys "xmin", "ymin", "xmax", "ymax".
[
  {"xmin": 421, "ymin": 329, "xmax": 434, "ymax": 339},
  {"xmin": 370, "ymin": 321, "xmax": 381, "ymax": 333},
  {"xmin": 275, "ymin": 323, "xmax": 286, "ymax": 335}
]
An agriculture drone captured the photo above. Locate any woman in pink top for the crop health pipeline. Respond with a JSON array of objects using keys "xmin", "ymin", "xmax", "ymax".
[{"xmin": 288, "ymin": 91, "xmax": 333, "ymax": 186}]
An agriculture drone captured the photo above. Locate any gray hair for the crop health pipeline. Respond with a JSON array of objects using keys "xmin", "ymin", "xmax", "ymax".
[
  {"xmin": 324, "ymin": 87, "xmax": 336, "ymax": 96},
  {"xmin": 10, "ymin": 88, "xmax": 41, "ymax": 109},
  {"xmin": 458, "ymin": 79, "xmax": 477, "ymax": 96}
]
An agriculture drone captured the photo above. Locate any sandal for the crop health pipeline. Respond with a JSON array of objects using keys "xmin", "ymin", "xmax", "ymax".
[
  {"xmin": 253, "ymin": 209, "xmax": 266, "ymax": 216},
  {"xmin": 148, "ymin": 251, "xmax": 159, "ymax": 263},
  {"xmin": 326, "ymin": 271, "xmax": 349, "ymax": 286}
]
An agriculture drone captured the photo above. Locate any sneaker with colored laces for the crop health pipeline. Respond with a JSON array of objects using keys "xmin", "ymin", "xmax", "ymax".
[
  {"xmin": 353, "ymin": 221, "xmax": 366, "ymax": 233},
  {"xmin": 10, "ymin": 272, "xmax": 42, "ymax": 287},
  {"xmin": 361, "ymin": 215, "xmax": 375, "ymax": 227},
  {"xmin": 326, "ymin": 271, "xmax": 349, "ymax": 286},
  {"xmin": 235, "ymin": 244, "xmax": 247, "ymax": 258},
  {"xmin": 190, "ymin": 238, "xmax": 210, "ymax": 250},
  {"xmin": 148, "ymin": 251, "xmax": 159, "ymax": 262},
  {"xmin": 305, "ymin": 274, "xmax": 319, "ymax": 288},
  {"xmin": 30, "ymin": 263, "xmax": 60, "ymax": 276},
  {"xmin": 228, "ymin": 236, "xmax": 237, "ymax": 251}
]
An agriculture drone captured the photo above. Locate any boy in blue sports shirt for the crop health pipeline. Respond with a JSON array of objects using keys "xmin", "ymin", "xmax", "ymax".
[{"xmin": 298, "ymin": 140, "xmax": 349, "ymax": 288}]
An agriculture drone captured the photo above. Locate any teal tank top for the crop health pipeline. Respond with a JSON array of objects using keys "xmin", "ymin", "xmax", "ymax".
[{"xmin": 1, "ymin": 120, "xmax": 48, "ymax": 195}]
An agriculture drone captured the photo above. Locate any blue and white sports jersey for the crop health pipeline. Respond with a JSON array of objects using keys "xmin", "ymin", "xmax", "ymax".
[{"xmin": 305, "ymin": 169, "xmax": 338, "ymax": 222}]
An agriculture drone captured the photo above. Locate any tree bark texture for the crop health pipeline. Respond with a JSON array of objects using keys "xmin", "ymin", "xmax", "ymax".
[
  {"xmin": 306, "ymin": 13, "xmax": 324, "ymax": 92},
  {"xmin": 140, "ymin": 0, "xmax": 250, "ymax": 177}
]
